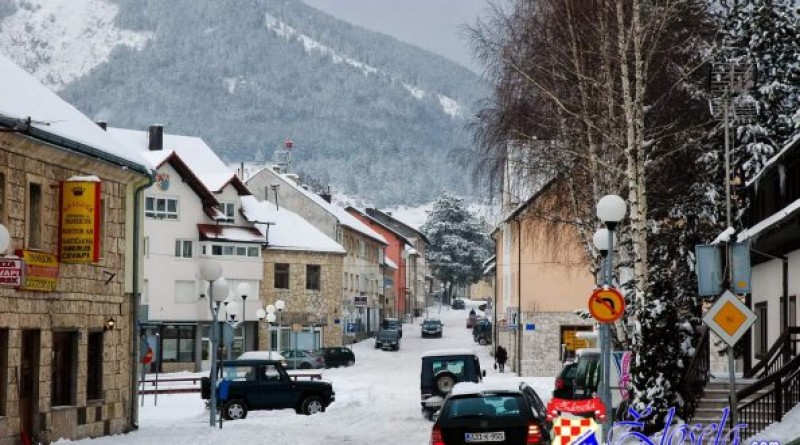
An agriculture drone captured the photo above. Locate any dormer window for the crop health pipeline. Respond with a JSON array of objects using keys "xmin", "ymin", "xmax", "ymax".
[
  {"xmin": 145, "ymin": 196, "xmax": 179, "ymax": 220},
  {"xmin": 218, "ymin": 202, "xmax": 235, "ymax": 223}
]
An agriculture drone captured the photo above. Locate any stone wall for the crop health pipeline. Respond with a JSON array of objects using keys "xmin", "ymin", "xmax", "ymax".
[
  {"xmin": 497, "ymin": 312, "xmax": 594, "ymax": 377},
  {"xmin": 259, "ymin": 249, "xmax": 344, "ymax": 348},
  {"xmin": 0, "ymin": 133, "xmax": 146, "ymax": 444}
]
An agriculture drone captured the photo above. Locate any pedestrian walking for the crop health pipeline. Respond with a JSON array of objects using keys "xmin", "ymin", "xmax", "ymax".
[{"xmin": 495, "ymin": 345, "xmax": 508, "ymax": 373}]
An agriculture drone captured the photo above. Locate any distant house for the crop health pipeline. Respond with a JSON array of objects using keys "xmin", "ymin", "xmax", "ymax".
[
  {"xmin": 241, "ymin": 196, "xmax": 345, "ymax": 349},
  {"xmin": 0, "ymin": 54, "xmax": 152, "ymax": 442},
  {"xmin": 739, "ymin": 133, "xmax": 800, "ymax": 366},
  {"xmin": 109, "ymin": 126, "xmax": 265, "ymax": 373},
  {"xmin": 492, "ymin": 179, "xmax": 595, "ymax": 376},
  {"xmin": 245, "ymin": 166, "xmax": 388, "ymax": 332}
]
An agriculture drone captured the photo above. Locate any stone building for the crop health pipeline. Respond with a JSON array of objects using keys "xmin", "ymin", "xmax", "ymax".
[
  {"xmin": 0, "ymin": 55, "xmax": 152, "ymax": 443},
  {"xmin": 241, "ymin": 197, "xmax": 345, "ymax": 349}
]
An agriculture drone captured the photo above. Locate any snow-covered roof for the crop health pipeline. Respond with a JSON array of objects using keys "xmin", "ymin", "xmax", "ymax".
[
  {"xmin": 240, "ymin": 196, "xmax": 345, "ymax": 253},
  {"xmin": 421, "ymin": 348, "xmax": 477, "ymax": 358},
  {"xmin": 738, "ymin": 197, "xmax": 800, "ymax": 242},
  {"xmin": 0, "ymin": 53, "xmax": 151, "ymax": 174},
  {"xmin": 451, "ymin": 380, "xmax": 525, "ymax": 397},
  {"xmin": 109, "ymin": 127, "xmax": 238, "ymax": 192},
  {"xmin": 265, "ymin": 169, "xmax": 387, "ymax": 245},
  {"xmin": 747, "ymin": 132, "xmax": 800, "ymax": 188},
  {"xmin": 237, "ymin": 351, "xmax": 285, "ymax": 361},
  {"xmin": 384, "ymin": 257, "xmax": 398, "ymax": 269},
  {"xmin": 197, "ymin": 224, "xmax": 266, "ymax": 244}
]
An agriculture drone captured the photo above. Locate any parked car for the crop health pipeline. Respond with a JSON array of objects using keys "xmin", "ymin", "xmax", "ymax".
[
  {"xmin": 451, "ymin": 299, "xmax": 466, "ymax": 310},
  {"xmin": 472, "ymin": 318, "xmax": 492, "ymax": 345},
  {"xmin": 281, "ymin": 349, "xmax": 325, "ymax": 369},
  {"xmin": 552, "ymin": 362, "xmax": 578, "ymax": 399},
  {"xmin": 201, "ymin": 358, "xmax": 335, "ymax": 419},
  {"xmin": 466, "ymin": 312, "xmax": 478, "ymax": 328},
  {"xmin": 316, "ymin": 347, "xmax": 355, "ymax": 368},
  {"xmin": 375, "ymin": 328, "xmax": 401, "ymax": 350},
  {"xmin": 422, "ymin": 318, "xmax": 444, "ymax": 338},
  {"xmin": 381, "ymin": 318, "xmax": 403, "ymax": 337},
  {"xmin": 430, "ymin": 380, "xmax": 551, "ymax": 445},
  {"xmin": 420, "ymin": 349, "xmax": 485, "ymax": 420}
]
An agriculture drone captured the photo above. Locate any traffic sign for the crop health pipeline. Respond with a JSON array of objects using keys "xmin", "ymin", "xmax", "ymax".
[
  {"xmin": 703, "ymin": 290, "xmax": 757, "ymax": 346},
  {"xmin": 588, "ymin": 287, "xmax": 625, "ymax": 323}
]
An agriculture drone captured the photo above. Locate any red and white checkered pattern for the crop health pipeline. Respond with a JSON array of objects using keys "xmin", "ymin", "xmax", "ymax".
[{"xmin": 553, "ymin": 417, "xmax": 598, "ymax": 445}]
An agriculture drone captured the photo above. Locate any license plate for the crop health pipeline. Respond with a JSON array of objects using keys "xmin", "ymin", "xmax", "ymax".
[{"xmin": 465, "ymin": 432, "xmax": 505, "ymax": 442}]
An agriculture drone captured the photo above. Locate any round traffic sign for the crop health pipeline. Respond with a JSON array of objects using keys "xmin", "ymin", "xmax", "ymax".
[{"xmin": 588, "ymin": 287, "xmax": 625, "ymax": 323}]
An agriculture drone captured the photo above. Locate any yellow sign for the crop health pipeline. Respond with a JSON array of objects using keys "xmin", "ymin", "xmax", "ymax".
[
  {"xmin": 703, "ymin": 290, "xmax": 757, "ymax": 346},
  {"xmin": 588, "ymin": 287, "xmax": 625, "ymax": 323},
  {"xmin": 16, "ymin": 250, "xmax": 59, "ymax": 292},
  {"xmin": 562, "ymin": 328, "xmax": 589, "ymax": 352},
  {"xmin": 713, "ymin": 301, "xmax": 748, "ymax": 336},
  {"xmin": 59, "ymin": 180, "xmax": 101, "ymax": 263}
]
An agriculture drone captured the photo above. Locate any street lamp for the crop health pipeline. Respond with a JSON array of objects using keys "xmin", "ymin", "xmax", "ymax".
[
  {"xmin": 275, "ymin": 299, "xmax": 285, "ymax": 355},
  {"xmin": 595, "ymin": 195, "xmax": 626, "ymax": 438},
  {"xmin": 236, "ymin": 283, "xmax": 251, "ymax": 352},
  {"xmin": 199, "ymin": 260, "xmax": 227, "ymax": 428},
  {"xmin": 223, "ymin": 299, "xmax": 240, "ymax": 360},
  {"xmin": 256, "ymin": 308, "xmax": 277, "ymax": 358}
]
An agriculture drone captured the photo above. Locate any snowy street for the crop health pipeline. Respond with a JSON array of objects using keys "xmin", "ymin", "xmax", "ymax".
[{"xmin": 56, "ymin": 300, "xmax": 554, "ymax": 445}]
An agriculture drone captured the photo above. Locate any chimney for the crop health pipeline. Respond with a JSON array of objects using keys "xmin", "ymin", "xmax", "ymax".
[
  {"xmin": 148, "ymin": 124, "xmax": 164, "ymax": 151},
  {"xmin": 96, "ymin": 121, "xmax": 107, "ymax": 130},
  {"xmin": 319, "ymin": 185, "xmax": 332, "ymax": 203}
]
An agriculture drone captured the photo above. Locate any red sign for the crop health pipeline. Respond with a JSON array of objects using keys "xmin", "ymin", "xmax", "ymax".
[
  {"xmin": 588, "ymin": 287, "xmax": 625, "ymax": 323},
  {"xmin": 0, "ymin": 258, "xmax": 23, "ymax": 286},
  {"xmin": 546, "ymin": 397, "xmax": 606, "ymax": 422}
]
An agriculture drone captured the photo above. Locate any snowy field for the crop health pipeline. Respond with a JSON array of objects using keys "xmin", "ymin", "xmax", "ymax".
[{"xmin": 55, "ymin": 300, "xmax": 555, "ymax": 445}]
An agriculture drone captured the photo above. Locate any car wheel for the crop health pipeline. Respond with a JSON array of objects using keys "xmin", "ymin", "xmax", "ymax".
[
  {"xmin": 301, "ymin": 396, "xmax": 325, "ymax": 415},
  {"xmin": 300, "ymin": 362, "xmax": 313, "ymax": 369},
  {"xmin": 222, "ymin": 400, "xmax": 248, "ymax": 420},
  {"xmin": 347, "ymin": 360, "xmax": 355, "ymax": 366},
  {"xmin": 433, "ymin": 371, "xmax": 457, "ymax": 396},
  {"xmin": 479, "ymin": 337, "xmax": 488, "ymax": 346}
]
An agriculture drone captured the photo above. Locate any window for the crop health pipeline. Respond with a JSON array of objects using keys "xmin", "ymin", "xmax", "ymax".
[
  {"xmin": 207, "ymin": 243, "xmax": 261, "ymax": 258},
  {"xmin": 0, "ymin": 329, "xmax": 7, "ymax": 415},
  {"xmin": 274, "ymin": 263, "xmax": 289, "ymax": 289},
  {"xmin": 359, "ymin": 240, "xmax": 365, "ymax": 258},
  {"xmin": 174, "ymin": 280, "xmax": 197, "ymax": 304},
  {"xmin": 52, "ymin": 331, "xmax": 77, "ymax": 406},
  {"xmin": 27, "ymin": 182, "xmax": 43, "ymax": 249},
  {"xmin": 175, "ymin": 240, "xmax": 193, "ymax": 258},
  {"xmin": 86, "ymin": 332, "xmax": 103, "ymax": 400},
  {"xmin": 218, "ymin": 202, "xmax": 235, "ymax": 223},
  {"xmin": 306, "ymin": 265, "xmax": 321, "ymax": 290},
  {"xmin": 161, "ymin": 326, "xmax": 195, "ymax": 362},
  {"xmin": 247, "ymin": 246, "xmax": 260, "ymax": 257},
  {"xmin": 145, "ymin": 196, "xmax": 179, "ymax": 219},
  {"xmin": 754, "ymin": 302, "xmax": 768, "ymax": 358}
]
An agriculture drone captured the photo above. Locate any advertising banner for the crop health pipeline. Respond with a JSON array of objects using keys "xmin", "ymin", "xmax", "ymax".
[
  {"xmin": 16, "ymin": 250, "xmax": 59, "ymax": 292},
  {"xmin": 59, "ymin": 180, "xmax": 101, "ymax": 263},
  {"xmin": 0, "ymin": 258, "xmax": 23, "ymax": 287}
]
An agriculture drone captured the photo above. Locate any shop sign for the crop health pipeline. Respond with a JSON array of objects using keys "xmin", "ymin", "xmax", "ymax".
[
  {"xmin": 354, "ymin": 295, "xmax": 368, "ymax": 306},
  {"xmin": 59, "ymin": 180, "xmax": 101, "ymax": 263},
  {"xmin": 16, "ymin": 250, "xmax": 59, "ymax": 292},
  {"xmin": 0, "ymin": 258, "xmax": 23, "ymax": 286}
]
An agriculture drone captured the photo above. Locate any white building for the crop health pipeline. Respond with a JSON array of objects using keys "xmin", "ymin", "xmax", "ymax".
[{"xmin": 110, "ymin": 126, "xmax": 266, "ymax": 372}]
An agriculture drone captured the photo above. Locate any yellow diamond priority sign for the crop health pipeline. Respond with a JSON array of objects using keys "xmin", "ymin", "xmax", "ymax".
[{"xmin": 703, "ymin": 290, "xmax": 757, "ymax": 346}]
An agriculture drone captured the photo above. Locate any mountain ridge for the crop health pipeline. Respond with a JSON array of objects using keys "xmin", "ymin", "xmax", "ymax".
[{"xmin": 0, "ymin": 0, "xmax": 487, "ymax": 206}]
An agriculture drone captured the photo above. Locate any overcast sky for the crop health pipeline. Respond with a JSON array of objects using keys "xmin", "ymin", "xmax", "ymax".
[{"xmin": 300, "ymin": 0, "xmax": 489, "ymax": 73}]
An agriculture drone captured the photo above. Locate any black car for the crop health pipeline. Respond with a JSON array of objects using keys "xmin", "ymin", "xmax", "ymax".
[
  {"xmin": 430, "ymin": 381, "xmax": 551, "ymax": 445},
  {"xmin": 552, "ymin": 362, "xmax": 578, "ymax": 399},
  {"xmin": 317, "ymin": 347, "xmax": 355, "ymax": 368},
  {"xmin": 381, "ymin": 318, "xmax": 403, "ymax": 337},
  {"xmin": 451, "ymin": 299, "xmax": 466, "ymax": 310},
  {"xmin": 422, "ymin": 318, "xmax": 444, "ymax": 338},
  {"xmin": 375, "ymin": 328, "xmax": 401, "ymax": 350},
  {"xmin": 420, "ymin": 349, "xmax": 485, "ymax": 420},
  {"xmin": 472, "ymin": 318, "xmax": 492, "ymax": 345},
  {"xmin": 201, "ymin": 358, "xmax": 335, "ymax": 419}
]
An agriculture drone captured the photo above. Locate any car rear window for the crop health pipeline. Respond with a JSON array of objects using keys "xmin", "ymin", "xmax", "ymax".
[
  {"xmin": 448, "ymin": 395, "xmax": 524, "ymax": 419},
  {"xmin": 432, "ymin": 358, "xmax": 466, "ymax": 377}
]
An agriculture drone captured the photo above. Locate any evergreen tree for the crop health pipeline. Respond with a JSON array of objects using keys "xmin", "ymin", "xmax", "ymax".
[{"xmin": 421, "ymin": 192, "xmax": 492, "ymax": 299}]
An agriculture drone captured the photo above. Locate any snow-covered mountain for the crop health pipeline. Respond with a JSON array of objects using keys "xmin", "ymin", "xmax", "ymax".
[{"xmin": 0, "ymin": 0, "xmax": 487, "ymax": 206}]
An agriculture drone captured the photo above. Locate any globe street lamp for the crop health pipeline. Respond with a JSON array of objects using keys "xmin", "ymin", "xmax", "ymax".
[
  {"xmin": 595, "ymin": 195, "xmax": 626, "ymax": 438},
  {"xmin": 236, "ymin": 283, "xmax": 251, "ymax": 352},
  {"xmin": 256, "ymin": 308, "xmax": 277, "ymax": 359},
  {"xmin": 275, "ymin": 300, "xmax": 285, "ymax": 355},
  {"xmin": 199, "ymin": 260, "xmax": 226, "ymax": 428},
  {"xmin": 223, "ymin": 299, "xmax": 241, "ymax": 360}
]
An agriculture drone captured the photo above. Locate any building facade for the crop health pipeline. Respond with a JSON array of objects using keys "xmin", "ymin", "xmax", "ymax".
[{"xmin": 0, "ymin": 54, "xmax": 152, "ymax": 443}]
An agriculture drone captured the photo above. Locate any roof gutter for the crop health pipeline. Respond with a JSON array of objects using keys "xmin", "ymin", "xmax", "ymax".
[{"xmin": 0, "ymin": 115, "xmax": 151, "ymax": 176}]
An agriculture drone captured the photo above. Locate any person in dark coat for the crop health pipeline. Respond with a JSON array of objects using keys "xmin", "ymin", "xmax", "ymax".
[{"xmin": 495, "ymin": 345, "xmax": 508, "ymax": 373}]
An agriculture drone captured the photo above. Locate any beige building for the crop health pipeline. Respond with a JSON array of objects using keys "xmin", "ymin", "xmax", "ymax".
[
  {"xmin": 0, "ymin": 55, "xmax": 152, "ymax": 443},
  {"xmin": 493, "ymin": 179, "xmax": 596, "ymax": 376}
]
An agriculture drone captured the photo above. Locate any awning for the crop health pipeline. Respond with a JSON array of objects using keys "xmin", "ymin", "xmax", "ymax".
[{"xmin": 197, "ymin": 224, "xmax": 265, "ymax": 243}]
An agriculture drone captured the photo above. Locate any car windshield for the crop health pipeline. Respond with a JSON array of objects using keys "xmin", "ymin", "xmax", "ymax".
[
  {"xmin": 379, "ymin": 330, "xmax": 398, "ymax": 340},
  {"xmin": 424, "ymin": 320, "xmax": 440, "ymax": 327},
  {"xmin": 448, "ymin": 395, "xmax": 524, "ymax": 419}
]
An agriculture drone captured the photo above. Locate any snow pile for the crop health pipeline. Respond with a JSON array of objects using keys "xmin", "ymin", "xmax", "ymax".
[
  {"xmin": 711, "ymin": 227, "xmax": 735, "ymax": 245},
  {"xmin": 748, "ymin": 403, "xmax": 800, "ymax": 443}
]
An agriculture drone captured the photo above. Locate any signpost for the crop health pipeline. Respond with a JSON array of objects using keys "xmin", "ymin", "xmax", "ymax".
[{"xmin": 703, "ymin": 289, "xmax": 757, "ymax": 428}]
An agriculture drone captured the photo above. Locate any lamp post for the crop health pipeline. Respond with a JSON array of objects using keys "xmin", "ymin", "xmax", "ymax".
[
  {"xmin": 595, "ymin": 194, "xmax": 626, "ymax": 438},
  {"xmin": 199, "ymin": 260, "xmax": 227, "ymax": 428},
  {"xmin": 256, "ymin": 308, "xmax": 277, "ymax": 358},
  {"xmin": 237, "ymin": 283, "xmax": 251, "ymax": 352},
  {"xmin": 223, "ymin": 298, "xmax": 240, "ymax": 360},
  {"xmin": 275, "ymin": 300, "xmax": 285, "ymax": 355}
]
